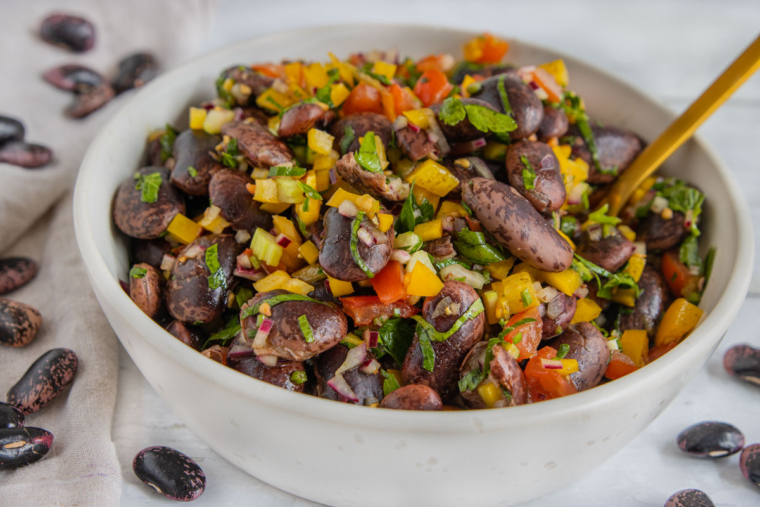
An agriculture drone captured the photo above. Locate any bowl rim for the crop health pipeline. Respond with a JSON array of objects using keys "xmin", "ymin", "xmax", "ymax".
[{"xmin": 74, "ymin": 23, "xmax": 754, "ymax": 433}]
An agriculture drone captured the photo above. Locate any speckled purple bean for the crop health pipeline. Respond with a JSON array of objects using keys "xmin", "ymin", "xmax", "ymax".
[
  {"xmin": 40, "ymin": 13, "xmax": 95, "ymax": 52},
  {"xmin": 0, "ymin": 299, "xmax": 42, "ymax": 347},
  {"xmin": 0, "ymin": 115, "xmax": 24, "ymax": 145},
  {"xmin": 0, "ymin": 402, "xmax": 24, "ymax": 429},
  {"xmin": 676, "ymin": 421, "xmax": 744, "ymax": 458},
  {"xmin": 112, "ymin": 52, "xmax": 158, "ymax": 94},
  {"xmin": 42, "ymin": 64, "xmax": 105, "ymax": 92},
  {"xmin": 740, "ymin": 443, "xmax": 760, "ymax": 486},
  {"xmin": 0, "ymin": 257, "xmax": 38, "ymax": 295},
  {"xmin": 663, "ymin": 489, "xmax": 714, "ymax": 507},
  {"xmin": 0, "ymin": 427, "xmax": 53, "ymax": 470},
  {"xmin": 133, "ymin": 446, "xmax": 206, "ymax": 501},
  {"xmin": 0, "ymin": 141, "xmax": 53, "ymax": 169},
  {"xmin": 7, "ymin": 348, "xmax": 78, "ymax": 414},
  {"xmin": 724, "ymin": 344, "xmax": 760, "ymax": 386}
]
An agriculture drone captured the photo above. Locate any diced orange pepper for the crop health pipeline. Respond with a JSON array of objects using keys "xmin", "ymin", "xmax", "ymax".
[
  {"xmin": 620, "ymin": 329, "xmax": 649, "ymax": 368},
  {"xmin": 370, "ymin": 261, "xmax": 407, "ymax": 304},
  {"xmin": 413, "ymin": 69, "xmax": 453, "ymax": 107},
  {"xmin": 167, "ymin": 214, "xmax": 202, "ymax": 245},
  {"xmin": 655, "ymin": 298, "xmax": 704, "ymax": 347},
  {"xmin": 342, "ymin": 83, "xmax": 384, "ymax": 116},
  {"xmin": 525, "ymin": 347, "xmax": 578, "ymax": 402},
  {"xmin": 405, "ymin": 262, "xmax": 443, "ymax": 297},
  {"xmin": 502, "ymin": 307, "xmax": 543, "ymax": 360},
  {"xmin": 605, "ymin": 351, "xmax": 637, "ymax": 380}
]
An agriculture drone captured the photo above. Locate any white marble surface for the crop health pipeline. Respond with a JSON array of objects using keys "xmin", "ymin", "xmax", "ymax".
[{"xmin": 117, "ymin": 1, "xmax": 760, "ymax": 505}]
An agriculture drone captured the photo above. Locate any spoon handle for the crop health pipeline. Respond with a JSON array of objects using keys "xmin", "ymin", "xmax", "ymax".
[{"xmin": 603, "ymin": 34, "xmax": 760, "ymax": 216}]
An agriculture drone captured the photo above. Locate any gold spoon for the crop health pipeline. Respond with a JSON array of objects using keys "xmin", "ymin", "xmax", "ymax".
[{"xmin": 600, "ymin": 34, "xmax": 760, "ymax": 216}]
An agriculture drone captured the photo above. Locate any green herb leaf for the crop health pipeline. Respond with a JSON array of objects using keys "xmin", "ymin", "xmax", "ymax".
[
  {"xmin": 395, "ymin": 181, "xmax": 434, "ymax": 234},
  {"xmin": 298, "ymin": 315, "xmax": 315, "ymax": 343},
  {"xmin": 433, "ymin": 258, "xmax": 473, "ymax": 271},
  {"xmin": 350, "ymin": 211, "xmax": 375, "ymax": 279},
  {"xmin": 290, "ymin": 371, "xmax": 308, "ymax": 385},
  {"xmin": 458, "ymin": 368, "xmax": 486, "ymax": 393},
  {"xmin": 203, "ymin": 316, "xmax": 241, "ymax": 348},
  {"xmin": 205, "ymin": 243, "xmax": 227, "ymax": 290},
  {"xmin": 236, "ymin": 287, "xmax": 254, "ymax": 308},
  {"xmin": 586, "ymin": 204, "xmax": 621, "ymax": 227},
  {"xmin": 483, "ymin": 337, "xmax": 502, "ymax": 375},
  {"xmin": 129, "ymin": 266, "xmax": 147, "ymax": 278},
  {"xmin": 439, "ymin": 97, "xmax": 467, "ymax": 126},
  {"xmin": 220, "ymin": 152, "xmax": 238, "ymax": 169},
  {"xmin": 187, "ymin": 165, "xmax": 198, "ymax": 177},
  {"xmin": 340, "ymin": 125, "xmax": 356, "ymax": 155},
  {"xmin": 562, "ymin": 92, "xmax": 601, "ymax": 173},
  {"xmin": 418, "ymin": 331, "xmax": 436, "ymax": 372},
  {"xmin": 520, "ymin": 155, "xmax": 536, "ymax": 190},
  {"xmin": 521, "ymin": 288, "xmax": 533, "ymax": 307},
  {"xmin": 315, "ymin": 68, "xmax": 340, "ymax": 107},
  {"xmin": 269, "ymin": 166, "xmax": 307, "ymax": 177},
  {"xmin": 159, "ymin": 124, "xmax": 178, "ymax": 163},
  {"xmin": 512, "ymin": 332, "xmax": 523, "ymax": 344},
  {"xmin": 703, "ymin": 247, "xmax": 716, "ymax": 290},
  {"xmin": 560, "ymin": 216, "xmax": 578, "ymax": 236},
  {"xmin": 134, "ymin": 172, "xmax": 162, "ymax": 204},
  {"xmin": 596, "ymin": 271, "xmax": 640, "ymax": 300},
  {"xmin": 464, "ymin": 104, "xmax": 518, "ymax": 134},
  {"xmin": 355, "ymin": 131, "xmax": 383, "ymax": 173},
  {"xmin": 381, "ymin": 370, "xmax": 401, "ymax": 395},
  {"xmin": 411, "ymin": 299, "xmax": 485, "ymax": 343},
  {"xmin": 556, "ymin": 343, "xmax": 570, "ymax": 359},
  {"xmin": 215, "ymin": 74, "xmax": 234, "ymax": 108},
  {"xmin": 497, "ymin": 75, "xmax": 513, "ymax": 116},
  {"xmin": 298, "ymin": 182, "xmax": 323, "ymax": 201},
  {"xmin": 377, "ymin": 317, "xmax": 415, "ymax": 367},
  {"xmin": 241, "ymin": 293, "xmax": 325, "ymax": 319},
  {"xmin": 679, "ymin": 233, "xmax": 702, "ymax": 270}
]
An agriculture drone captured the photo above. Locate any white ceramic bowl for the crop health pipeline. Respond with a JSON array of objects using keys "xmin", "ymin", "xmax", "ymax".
[{"xmin": 73, "ymin": 25, "xmax": 753, "ymax": 507}]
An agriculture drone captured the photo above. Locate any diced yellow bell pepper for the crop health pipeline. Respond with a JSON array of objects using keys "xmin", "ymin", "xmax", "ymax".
[
  {"xmin": 501, "ymin": 272, "xmax": 539, "ymax": 314},
  {"xmin": 312, "ymin": 153, "xmax": 336, "ymax": 172},
  {"xmin": 307, "ymin": 128, "xmax": 334, "ymax": 156},
  {"xmin": 304, "ymin": 63, "xmax": 329, "ymax": 90},
  {"xmin": 557, "ymin": 230, "xmax": 576, "ymax": 251},
  {"xmin": 412, "ymin": 184, "xmax": 440, "ymax": 212},
  {"xmin": 463, "ymin": 37, "xmax": 485, "ymax": 63},
  {"xmin": 483, "ymin": 141, "xmax": 509, "ymax": 161},
  {"xmin": 405, "ymin": 262, "xmax": 444, "ymax": 297},
  {"xmin": 330, "ymin": 83, "xmax": 351, "ymax": 107},
  {"xmin": 283, "ymin": 277, "xmax": 315, "ymax": 296},
  {"xmin": 405, "ymin": 159, "xmax": 459, "ymax": 197},
  {"xmin": 629, "ymin": 176, "xmax": 658, "ymax": 206},
  {"xmin": 538, "ymin": 59, "xmax": 569, "ymax": 87},
  {"xmin": 558, "ymin": 358, "xmax": 579, "ymax": 376},
  {"xmin": 253, "ymin": 270, "xmax": 291, "ymax": 292},
  {"xmin": 203, "ymin": 108, "xmax": 235, "ymax": 135},
  {"xmin": 256, "ymin": 88, "xmax": 295, "ymax": 113},
  {"xmin": 626, "ymin": 255, "xmax": 647, "ymax": 283},
  {"xmin": 189, "ymin": 107, "xmax": 207, "ymax": 130},
  {"xmin": 284, "ymin": 62, "xmax": 303, "ymax": 85},
  {"xmin": 327, "ymin": 52, "xmax": 357, "ymax": 86},
  {"xmin": 620, "ymin": 330, "xmax": 649, "ymax": 368},
  {"xmin": 414, "ymin": 219, "xmax": 443, "ymax": 242},
  {"xmin": 371, "ymin": 61, "xmax": 397, "ymax": 82},
  {"xmin": 655, "ymin": 298, "xmax": 704, "ymax": 347},
  {"xmin": 461, "ymin": 75, "xmax": 477, "ymax": 98},
  {"xmin": 436, "ymin": 200, "xmax": 467, "ymax": 219},
  {"xmin": 253, "ymin": 179, "xmax": 279, "ymax": 203},
  {"xmin": 298, "ymin": 241, "xmax": 320, "ymax": 265},
  {"xmin": 377, "ymin": 213, "xmax": 394, "ymax": 233},
  {"xmin": 295, "ymin": 173, "xmax": 322, "ymax": 226},
  {"xmin": 477, "ymin": 382, "xmax": 501, "ymax": 408},
  {"xmin": 402, "ymin": 109, "xmax": 431, "ymax": 129},
  {"xmin": 313, "ymin": 168, "xmax": 332, "ymax": 191},
  {"xmin": 167, "ymin": 214, "xmax": 202, "ymax": 245},
  {"xmin": 618, "ymin": 225, "xmax": 637, "ymax": 242},
  {"xmin": 611, "ymin": 289, "xmax": 637, "ymax": 308},
  {"xmin": 325, "ymin": 187, "xmax": 361, "ymax": 208},
  {"xmin": 273, "ymin": 215, "xmax": 302, "ymax": 245},
  {"xmin": 222, "ymin": 78, "xmax": 234, "ymax": 92},
  {"xmin": 393, "ymin": 157, "xmax": 415, "ymax": 179},
  {"xmin": 355, "ymin": 194, "xmax": 380, "ymax": 217},
  {"xmin": 198, "ymin": 206, "xmax": 231, "ymax": 235},
  {"xmin": 513, "ymin": 264, "xmax": 581, "ymax": 297},
  {"xmin": 326, "ymin": 275, "xmax": 354, "ymax": 297},
  {"xmin": 481, "ymin": 290, "xmax": 500, "ymax": 325},
  {"xmin": 276, "ymin": 178, "xmax": 306, "ymax": 204},
  {"xmin": 259, "ymin": 203, "xmax": 291, "ymax": 214},
  {"xmin": 486, "ymin": 258, "xmax": 515, "ymax": 280},
  {"xmin": 342, "ymin": 334, "xmax": 364, "ymax": 348},
  {"xmin": 387, "ymin": 368, "xmax": 403, "ymax": 386},
  {"xmin": 503, "ymin": 342, "xmax": 521, "ymax": 360},
  {"xmin": 267, "ymin": 115, "xmax": 280, "ymax": 132},
  {"xmin": 571, "ymin": 298, "xmax": 602, "ymax": 324}
]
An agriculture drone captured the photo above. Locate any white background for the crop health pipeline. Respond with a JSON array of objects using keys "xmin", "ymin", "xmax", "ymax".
[{"xmin": 118, "ymin": 1, "xmax": 760, "ymax": 505}]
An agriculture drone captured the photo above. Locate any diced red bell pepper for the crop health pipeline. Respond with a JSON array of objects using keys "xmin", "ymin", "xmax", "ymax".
[
  {"xmin": 525, "ymin": 346, "xmax": 578, "ymax": 402},
  {"xmin": 502, "ymin": 307, "xmax": 543, "ymax": 361},
  {"xmin": 648, "ymin": 342, "xmax": 678, "ymax": 362},
  {"xmin": 340, "ymin": 296, "xmax": 419, "ymax": 326},
  {"xmin": 251, "ymin": 63, "xmax": 285, "ymax": 79},
  {"xmin": 413, "ymin": 69, "xmax": 453, "ymax": 107},
  {"xmin": 662, "ymin": 249, "xmax": 700, "ymax": 298},
  {"xmin": 342, "ymin": 83, "xmax": 384, "ymax": 116},
  {"xmin": 604, "ymin": 351, "xmax": 637, "ymax": 380},
  {"xmin": 390, "ymin": 83, "xmax": 420, "ymax": 117},
  {"xmin": 479, "ymin": 34, "xmax": 509, "ymax": 64},
  {"xmin": 415, "ymin": 55, "xmax": 453, "ymax": 73},
  {"xmin": 370, "ymin": 261, "xmax": 407, "ymax": 304}
]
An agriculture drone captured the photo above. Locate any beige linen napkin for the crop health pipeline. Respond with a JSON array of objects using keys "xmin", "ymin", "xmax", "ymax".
[{"xmin": 0, "ymin": 1, "xmax": 214, "ymax": 505}]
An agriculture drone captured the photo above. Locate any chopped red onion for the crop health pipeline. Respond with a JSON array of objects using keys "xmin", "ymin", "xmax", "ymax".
[
  {"xmin": 528, "ymin": 81, "xmax": 540, "ymax": 90},
  {"xmin": 232, "ymin": 107, "xmax": 245, "ymax": 121},
  {"xmin": 688, "ymin": 265, "xmax": 701, "ymax": 276},
  {"xmin": 651, "ymin": 195, "xmax": 669, "ymax": 214},
  {"xmin": 237, "ymin": 252, "xmax": 252, "ymax": 270},
  {"xmin": 257, "ymin": 354, "xmax": 278, "ymax": 367},
  {"xmin": 442, "ymin": 215, "xmax": 455, "ymax": 231},
  {"xmin": 275, "ymin": 233, "xmax": 292, "ymax": 248},
  {"xmin": 423, "ymin": 109, "xmax": 451, "ymax": 155},
  {"xmin": 363, "ymin": 329, "xmax": 379, "ymax": 349},
  {"xmin": 567, "ymin": 183, "xmax": 589, "ymax": 205},
  {"xmin": 427, "ymin": 131, "xmax": 439, "ymax": 144},
  {"xmin": 252, "ymin": 317, "xmax": 273, "ymax": 348},
  {"xmin": 160, "ymin": 254, "xmax": 176, "ymax": 271},
  {"xmin": 339, "ymin": 200, "xmax": 359, "ymax": 218},
  {"xmin": 573, "ymin": 286, "xmax": 590, "ymax": 299},
  {"xmin": 392, "ymin": 115, "xmax": 408, "ymax": 131},
  {"xmin": 633, "ymin": 242, "xmax": 647, "ymax": 255},
  {"xmin": 329, "ymin": 167, "xmax": 337, "ymax": 185},
  {"xmin": 408, "ymin": 122, "xmax": 421, "ymax": 133},
  {"xmin": 272, "ymin": 79, "xmax": 289, "ymax": 94},
  {"xmin": 547, "ymin": 295, "xmax": 565, "ymax": 320},
  {"xmin": 357, "ymin": 227, "xmax": 376, "ymax": 247},
  {"xmin": 228, "ymin": 343, "xmax": 255, "ymax": 360},
  {"xmin": 359, "ymin": 358, "xmax": 381, "ymax": 375},
  {"xmin": 235, "ymin": 229, "xmax": 251, "ymax": 244},
  {"xmin": 336, "ymin": 342, "xmax": 367, "ymax": 376},
  {"xmin": 541, "ymin": 358, "xmax": 563, "ymax": 370},
  {"xmin": 327, "ymin": 373, "xmax": 359, "ymax": 402},
  {"xmin": 234, "ymin": 267, "xmax": 265, "ymax": 282},
  {"xmin": 588, "ymin": 224, "xmax": 602, "ymax": 242},
  {"xmin": 453, "ymin": 217, "xmax": 467, "ymax": 232},
  {"xmin": 390, "ymin": 249, "xmax": 411, "ymax": 263},
  {"xmin": 184, "ymin": 244, "xmax": 206, "ymax": 259}
]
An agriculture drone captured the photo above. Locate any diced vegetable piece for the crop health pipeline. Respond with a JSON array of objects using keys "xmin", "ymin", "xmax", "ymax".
[
  {"xmin": 500, "ymin": 272, "xmax": 538, "ymax": 314},
  {"xmin": 325, "ymin": 275, "xmax": 353, "ymax": 297},
  {"xmin": 626, "ymin": 255, "xmax": 646, "ymax": 282},
  {"xmin": 439, "ymin": 264, "xmax": 485, "ymax": 290},
  {"xmin": 570, "ymin": 298, "xmax": 602, "ymax": 324},
  {"xmin": 405, "ymin": 159, "xmax": 459, "ymax": 197},
  {"xmin": 326, "ymin": 188, "xmax": 361, "ymax": 208},
  {"xmin": 655, "ymin": 298, "xmax": 704, "ymax": 347},
  {"xmin": 307, "ymin": 128, "xmax": 334, "ymax": 156},
  {"xmin": 283, "ymin": 277, "xmax": 315, "ymax": 296},
  {"xmin": 203, "ymin": 108, "xmax": 235, "ymax": 134},
  {"xmin": 611, "ymin": 289, "xmax": 638, "ymax": 308},
  {"xmin": 313, "ymin": 153, "xmax": 336, "ymax": 172},
  {"xmin": 377, "ymin": 213, "xmax": 394, "ymax": 233},
  {"xmin": 414, "ymin": 219, "xmax": 443, "ymax": 242},
  {"xmin": 343, "ymin": 83, "xmax": 384, "ymax": 116},
  {"xmin": 412, "ymin": 184, "xmax": 440, "ymax": 212},
  {"xmin": 482, "ymin": 290, "xmax": 500, "ymax": 325},
  {"xmin": 331, "ymin": 83, "xmax": 351, "ymax": 106},
  {"xmin": 276, "ymin": 178, "xmax": 306, "ymax": 203},
  {"xmin": 558, "ymin": 359, "xmax": 579, "ymax": 376},
  {"xmin": 460, "ymin": 74, "xmax": 478, "ymax": 98},
  {"xmin": 295, "ymin": 173, "xmax": 322, "ymax": 226},
  {"xmin": 617, "ymin": 225, "xmax": 636, "ymax": 242},
  {"xmin": 485, "ymin": 259, "xmax": 515, "ymax": 280},
  {"xmin": 502, "ymin": 307, "xmax": 542, "ymax": 360},
  {"xmin": 167, "ymin": 214, "xmax": 202, "ymax": 245},
  {"xmin": 341, "ymin": 296, "xmax": 419, "ymax": 326},
  {"xmin": 463, "ymin": 33, "xmax": 509, "ymax": 64},
  {"xmin": 256, "ymin": 87, "xmax": 295, "ymax": 113},
  {"xmin": 604, "ymin": 351, "xmax": 637, "ymax": 380},
  {"xmin": 620, "ymin": 329, "xmax": 649, "ymax": 368},
  {"xmin": 525, "ymin": 347, "xmax": 578, "ymax": 402},
  {"xmin": 253, "ymin": 270, "xmax": 291, "ymax": 292},
  {"xmin": 273, "ymin": 215, "xmax": 303, "ymax": 271},
  {"xmin": 556, "ymin": 230, "xmax": 576, "ymax": 251},
  {"xmin": 538, "ymin": 59, "xmax": 569, "ymax": 87},
  {"xmin": 543, "ymin": 269, "xmax": 581, "ymax": 297},
  {"xmin": 253, "ymin": 179, "xmax": 280, "ymax": 203},
  {"xmin": 532, "ymin": 68, "xmax": 563, "ymax": 103},
  {"xmin": 477, "ymin": 382, "xmax": 502, "ymax": 408},
  {"xmin": 370, "ymin": 261, "xmax": 407, "ymax": 304},
  {"xmin": 405, "ymin": 262, "xmax": 443, "ymax": 297},
  {"xmin": 298, "ymin": 241, "xmax": 320, "ymax": 265},
  {"xmin": 189, "ymin": 107, "xmax": 207, "ymax": 130},
  {"xmin": 662, "ymin": 250, "xmax": 699, "ymax": 298},
  {"xmin": 313, "ymin": 168, "xmax": 332, "ymax": 191},
  {"xmin": 402, "ymin": 109, "xmax": 431, "ymax": 129},
  {"xmin": 355, "ymin": 194, "xmax": 380, "ymax": 217},
  {"xmin": 371, "ymin": 61, "xmax": 397, "ymax": 81},
  {"xmin": 483, "ymin": 141, "xmax": 509, "ymax": 161},
  {"xmin": 405, "ymin": 250, "xmax": 435, "ymax": 273},
  {"xmin": 284, "ymin": 61, "xmax": 303, "ymax": 85},
  {"xmin": 251, "ymin": 228, "xmax": 284, "ymax": 267},
  {"xmin": 199, "ymin": 206, "xmax": 231, "ymax": 234},
  {"xmin": 304, "ymin": 62, "xmax": 329, "ymax": 89},
  {"xmin": 413, "ymin": 69, "xmax": 453, "ymax": 108},
  {"xmin": 259, "ymin": 203, "xmax": 291, "ymax": 214},
  {"xmin": 436, "ymin": 200, "xmax": 468, "ymax": 218}
]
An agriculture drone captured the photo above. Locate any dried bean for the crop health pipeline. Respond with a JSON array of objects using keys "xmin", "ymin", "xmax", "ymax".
[
  {"xmin": 0, "ymin": 299, "xmax": 42, "ymax": 347},
  {"xmin": 133, "ymin": 446, "xmax": 206, "ymax": 501},
  {"xmin": 663, "ymin": 489, "xmax": 714, "ymax": 507},
  {"xmin": 0, "ymin": 115, "xmax": 24, "ymax": 145},
  {"xmin": 40, "ymin": 13, "xmax": 95, "ymax": 52},
  {"xmin": 0, "ymin": 427, "xmax": 53, "ymax": 470},
  {"xmin": 113, "ymin": 53, "xmax": 158, "ymax": 94},
  {"xmin": 723, "ymin": 344, "xmax": 760, "ymax": 386},
  {"xmin": 676, "ymin": 421, "xmax": 744, "ymax": 458},
  {"xmin": 7, "ymin": 348, "xmax": 78, "ymax": 414},
  {"xmin": 0, "ymin": 257, "xmax": 38, "ymax": 295},
  {"xmin": 0, "ymin": 402, "xmax": 24, "ymax": 429},
  {"xmin": 740, "ymin": 443, "xmax": 760, "ymax": 486},
  {"xmin": 0, "ymin": 141, "xmax": 53, "ymax": 169}
]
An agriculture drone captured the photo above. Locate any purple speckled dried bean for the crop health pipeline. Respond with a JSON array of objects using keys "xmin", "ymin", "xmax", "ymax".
[
  {"xmin": 133, "ymin": 446, "xmax": 206, "ymax": 501},
  {"xmin": 112, "ymin": 53, "xmax": 158, "ymax": 94},
  {"xmin": 0, "ymin": 116, "xmax": 24, "ymax": 145},
  {"xmin": 676, "ymin": 421, "xmax": 744, "ymax": 458},
  {"xmin": 40, "ymin": 13, "xmax": 95, "ymax": 52},
  {"xmin": 0, "ymin": 257, "xmax": 38, "ymax": 295},
  {"xmin": 0, "ymin": 427, "xmax": 53, "ymax": 470},
  {"xmin": 663, "ymin": 489, "xmax": 714, "ymax": 507},
  {"xmin": 0, "ymin": 402, "xmax": 25, "ymax": 429},
  {"xmin": 0, "ymin": 299, "xmax": 42, "ymax": 347},
  {"xmin": 740, "ymin": 443, "xmax": 760, "ymax": 486},
  {"xmin": 7, "ymin": 348, "xmax": 78, "ymax": 414},
  {"xmin": 0, "ymin": 141, "xmax": 53, "ymax": 169}
]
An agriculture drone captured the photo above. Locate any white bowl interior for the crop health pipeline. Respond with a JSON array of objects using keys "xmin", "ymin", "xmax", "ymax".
[{"xmin": 74, "ymin": 25, "xmax": 753, "ymax": 507}]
